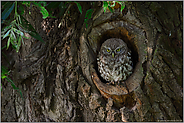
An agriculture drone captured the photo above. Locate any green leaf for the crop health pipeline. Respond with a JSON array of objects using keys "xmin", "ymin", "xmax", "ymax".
[
  {"xmin": 16, "ymin": 36, "xmax": 21, "ymax": 52},
  {"xmin": 18, "ymin": 90, "xmax": 24, "ymax": 99},
  {"xmin": 86, "ymin": 23, "xmax": 88, "ymax": 28},
  {"xmin": 84, "ymin": 18, "xmax": 88, "ymax": 23},
  {"xmin": 10, "ymin": 30, "xmax": 16, "ymax": 40},
  {"xmin": 18, "ymin": 2, "xmax": 25, "ymax": 15},
  {"xmin": 21, "ymin": 36, "xmax": 25, "ymax": 45},
  {"xmin": 13, "ymin": 28, "xmax": 24, "ymax": 36},
  {"xmin": 1, "ymin": 25, "xmax": 12, "ymax": 34},
  {"xmin": 2, "ymin": 2, "xmax": 8, "ymax": 7},
  {"xmin": 5, "ymin": 77, "xmax": 18, "ymax": 90},
  {"xmin": 103, "ymin": 7, "xmax": 108, "ymax": 13},
  {"xmin": 33, "ymin": 2, "xmax": 49, "ymax": 19},
  {"xmin": 20, "ymin": 15, "xmax": 45, "ymax": 43},
  {"xmin": 85, "ymin": 9, "xmax": 93, "ymax": 18},
  {"xmin": 11, "ymin": 44, "xmax": 17, "ymax": 50},
  {"xmin": 121, "ymin": 4, "xmax": 125, "ymax": 12},
  {"xmin": 1, "ymin": 2, "xmax": 15, "ymax": 21},
  {"xmin": 29, "ymin": 31, "xmax": 45, "ymax": 43},
  {"xmin": 74, "ymin": 2, "xmax": 82, "ymax": 14},
  {"xmin": 5, "ymin": 77, "xmax": 24, "ymax": 99},
  {"xmin": 40, "ymin": 6, "xmax": 49, "ymax": 19},
  {"xmin": 17, "ymin": 14, "xmax": 22, "ymax": 24},
  {"xmin": 19, "ymin": 15, "xmax": 33, "ymax": 31},
  {"xmin": 1, "ymin": 45, "xmax": 7, "ymax": 50},
  {"xmin": 15, "ymin": 23, "xmax": 28, "ymax": 33},
  {"xmin": 1, "ymin": 75, "xmax": 7, "ymax": 79},
  {"xmin": 115, "ymin": 1, "xmax": 125, "ymax": 12},
  {"xmin": 18, "ymin": 35, "xmax": 22, "ymax": 46},
  {"xmin": 9, "ymin": 32, "xmax": 17, "ymax": 48},
  {"xmin": 103, "ymin": 1, "xmax": 108, "ymax": 8},
  {"xmin": 84, "ymin": 9, "xmax": 93, "ymax": 28},
  {"xmin": 49, "ymin": 15, "xmax": 56, "ymax": 18},
  {"xmin": 1, "ymin": 66, "xmax": 9, "ymax": 79},
  {"xmin": 84, "ymin": 18, "xmax": 89, "ymax": 28},
  {"xmin": 38, "ymin": 1, "xmax": 47, "ymax": 7},
  {"xmin": 22, "ymin": 1, "xmax": 31, "ymax": 7},
  {"xmin": 108, "ymin": 6, "xmax": 114, "ymax": 13},
  {"xmin": 22, "ymin": 34, "xmax": 30, "ymax": 39},
  {"xmin": 103, "ymin": 1, "xmax": 108, "ymax": 13},
  {"xmin": 2, "ymin": 30, "xmax": 11, "ymax": 39},
  {"xmin": 20, "ymin": 15, "xmax": 31, "ymax": 31},
  {"xmin": 110, "ymin": 1, "xmax": 116, "ymax": 7},
  {"xmin": 2, "ymin": 2, "xmax": 13, "ymax": 10},
  {"xmin": 7, "ymin": 37, "xmax": 11, "ymax": 49}
]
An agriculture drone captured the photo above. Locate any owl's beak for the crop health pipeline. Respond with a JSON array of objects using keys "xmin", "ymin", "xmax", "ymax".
[{"xmin": 112, "ymin": 52, "xmax": 115, "ymax": 57}]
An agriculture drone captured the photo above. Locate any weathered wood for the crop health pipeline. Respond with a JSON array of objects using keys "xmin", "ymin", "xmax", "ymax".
[{"xmin": 1, "ymin": 2, "xmax": 183, "ymax": 122}]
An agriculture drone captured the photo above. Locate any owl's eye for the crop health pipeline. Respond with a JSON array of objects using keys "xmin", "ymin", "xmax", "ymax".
[
  {"xmin": 107, "ymin": 49, "xmax": 111, "ymax": 52},
  {"xmin": 116, "ymin": 48, "xmax": 121, "ymax": 52}
]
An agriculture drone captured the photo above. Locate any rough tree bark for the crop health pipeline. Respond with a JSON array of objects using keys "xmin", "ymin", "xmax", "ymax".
[{"xmin": 1, "ymin": 2, "xmax": 183, "ymax": 122}]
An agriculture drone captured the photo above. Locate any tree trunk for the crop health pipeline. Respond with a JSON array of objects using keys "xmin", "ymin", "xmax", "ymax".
[{"xmin": 1, "ymin": 2, "xmax": 183, "ymax": 122}]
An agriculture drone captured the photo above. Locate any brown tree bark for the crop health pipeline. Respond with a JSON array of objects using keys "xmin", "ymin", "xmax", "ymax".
[{"xmin": 1, "ymin": 2, "xmax": 183, "ymax": 122}]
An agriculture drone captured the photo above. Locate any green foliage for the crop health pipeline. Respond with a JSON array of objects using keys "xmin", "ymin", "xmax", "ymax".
[
  {"xmin": 6, "ymin": 76, "xmax": 23, "ymax": 99},
  {"xmin": 116, "ymin": 1, "xmax": 126, "ymax": 12},
  {"xmin": 1, "ymin": 2, "xmax": 15, "ymax": 21},
  {"xmin": 1, "ymin": 66, "xmax": 9, "ymax": 79},
  {"xmin": 38, "ymin": 1, "xmax": 47, "ymax": 7},
  {"xmin": 84, "ymin": 1, "xmax": 126, "ymax": 28},
  {"xmin": 19, "ymin": 14, "xmax": 44, "ymax": 43},
  {"xmin": 22, "ymin": 1, "xmax": 53, "ymax": 19},
  {"xmin": 84, "ymin": 9, "xmax": 94, "ymax": 28},
  {"xmin": 1, "ymin": 1, "xmax": 52, "ymax": 98},
  {"xmin": 1, "ymin": 1, "xmax": 67, "ymax": 99},
  {"xmin": 32, "ymin": 2, "xmax": 49, "ymax": 19},
  {"xmin": 1, "ymin": 66, "xmax": 23, "ymax": 99},
  {"xmin": 103, "ymin": 1, "xmax": 109, "ymax": 13},
  {"xmin": 1, "ymin": 1, "xmax": 126, "ymax": 99},
  {"xmin": 2, "ymin": 2, "xmax": 26, "ymax": 52},
  {"xmin": 103, "ymin": 1, "xmax": 126, "ymax": 13},
  {"xmin": 1, "ymin": 1, "xmax": 46, "ymax": 53},
  {"xmin": 74, "ymin": 2, "xmax": 82, "ymax": 14}
]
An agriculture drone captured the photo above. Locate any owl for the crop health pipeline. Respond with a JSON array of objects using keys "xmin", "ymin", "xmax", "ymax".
[{"xmin": 97, "ymin": 38, "xmax": 133, "ymax": 85}]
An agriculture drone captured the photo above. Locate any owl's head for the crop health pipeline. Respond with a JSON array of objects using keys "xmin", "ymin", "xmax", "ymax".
[{"xmin": 100, "ymin": 38, "xmax": 128, "ymax": 58}]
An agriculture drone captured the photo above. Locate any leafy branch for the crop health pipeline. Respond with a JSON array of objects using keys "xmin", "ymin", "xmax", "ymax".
[
  {"xmin": 103, "ymin": 1, "xmax": 126, "ymax": 13},
  {"xmin": 1, "ymin": 1, "xmax": 47, "ymax": 53},
  {"xmin": 1, "ymin": 1, "xmax": 53, "ymax": 98},
  {"xmin": 1, "ymin": 1, "xmax": 126, "ymax": 98},
  {"xmin": 83, "ymin": 1, "xmax": 126, "ymax": 28}
]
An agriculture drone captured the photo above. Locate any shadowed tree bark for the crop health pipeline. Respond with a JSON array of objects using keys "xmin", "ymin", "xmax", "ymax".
[{"xmin": 1, "ymin": 1, "xmax": 183, "ymax": 122}]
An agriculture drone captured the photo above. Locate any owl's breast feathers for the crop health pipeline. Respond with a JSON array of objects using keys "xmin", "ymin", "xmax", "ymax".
[
  {"xmin": 98, "ymin": 54, "xmax": 133, "ymax": 83},
  {"xmin": 97, "ymin": 38, "xmax": 133, "ymax": 84}
]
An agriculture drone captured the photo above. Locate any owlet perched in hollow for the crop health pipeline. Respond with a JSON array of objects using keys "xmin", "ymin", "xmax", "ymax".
[{"xmin": 97, "ymin": 38, "xmax": 133, "ymax": 85}]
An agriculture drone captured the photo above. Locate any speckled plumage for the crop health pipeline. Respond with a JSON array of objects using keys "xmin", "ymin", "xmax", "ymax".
[{"xmin": 97, "ymin": 38, "xmax": 133, "ymax": 84}]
